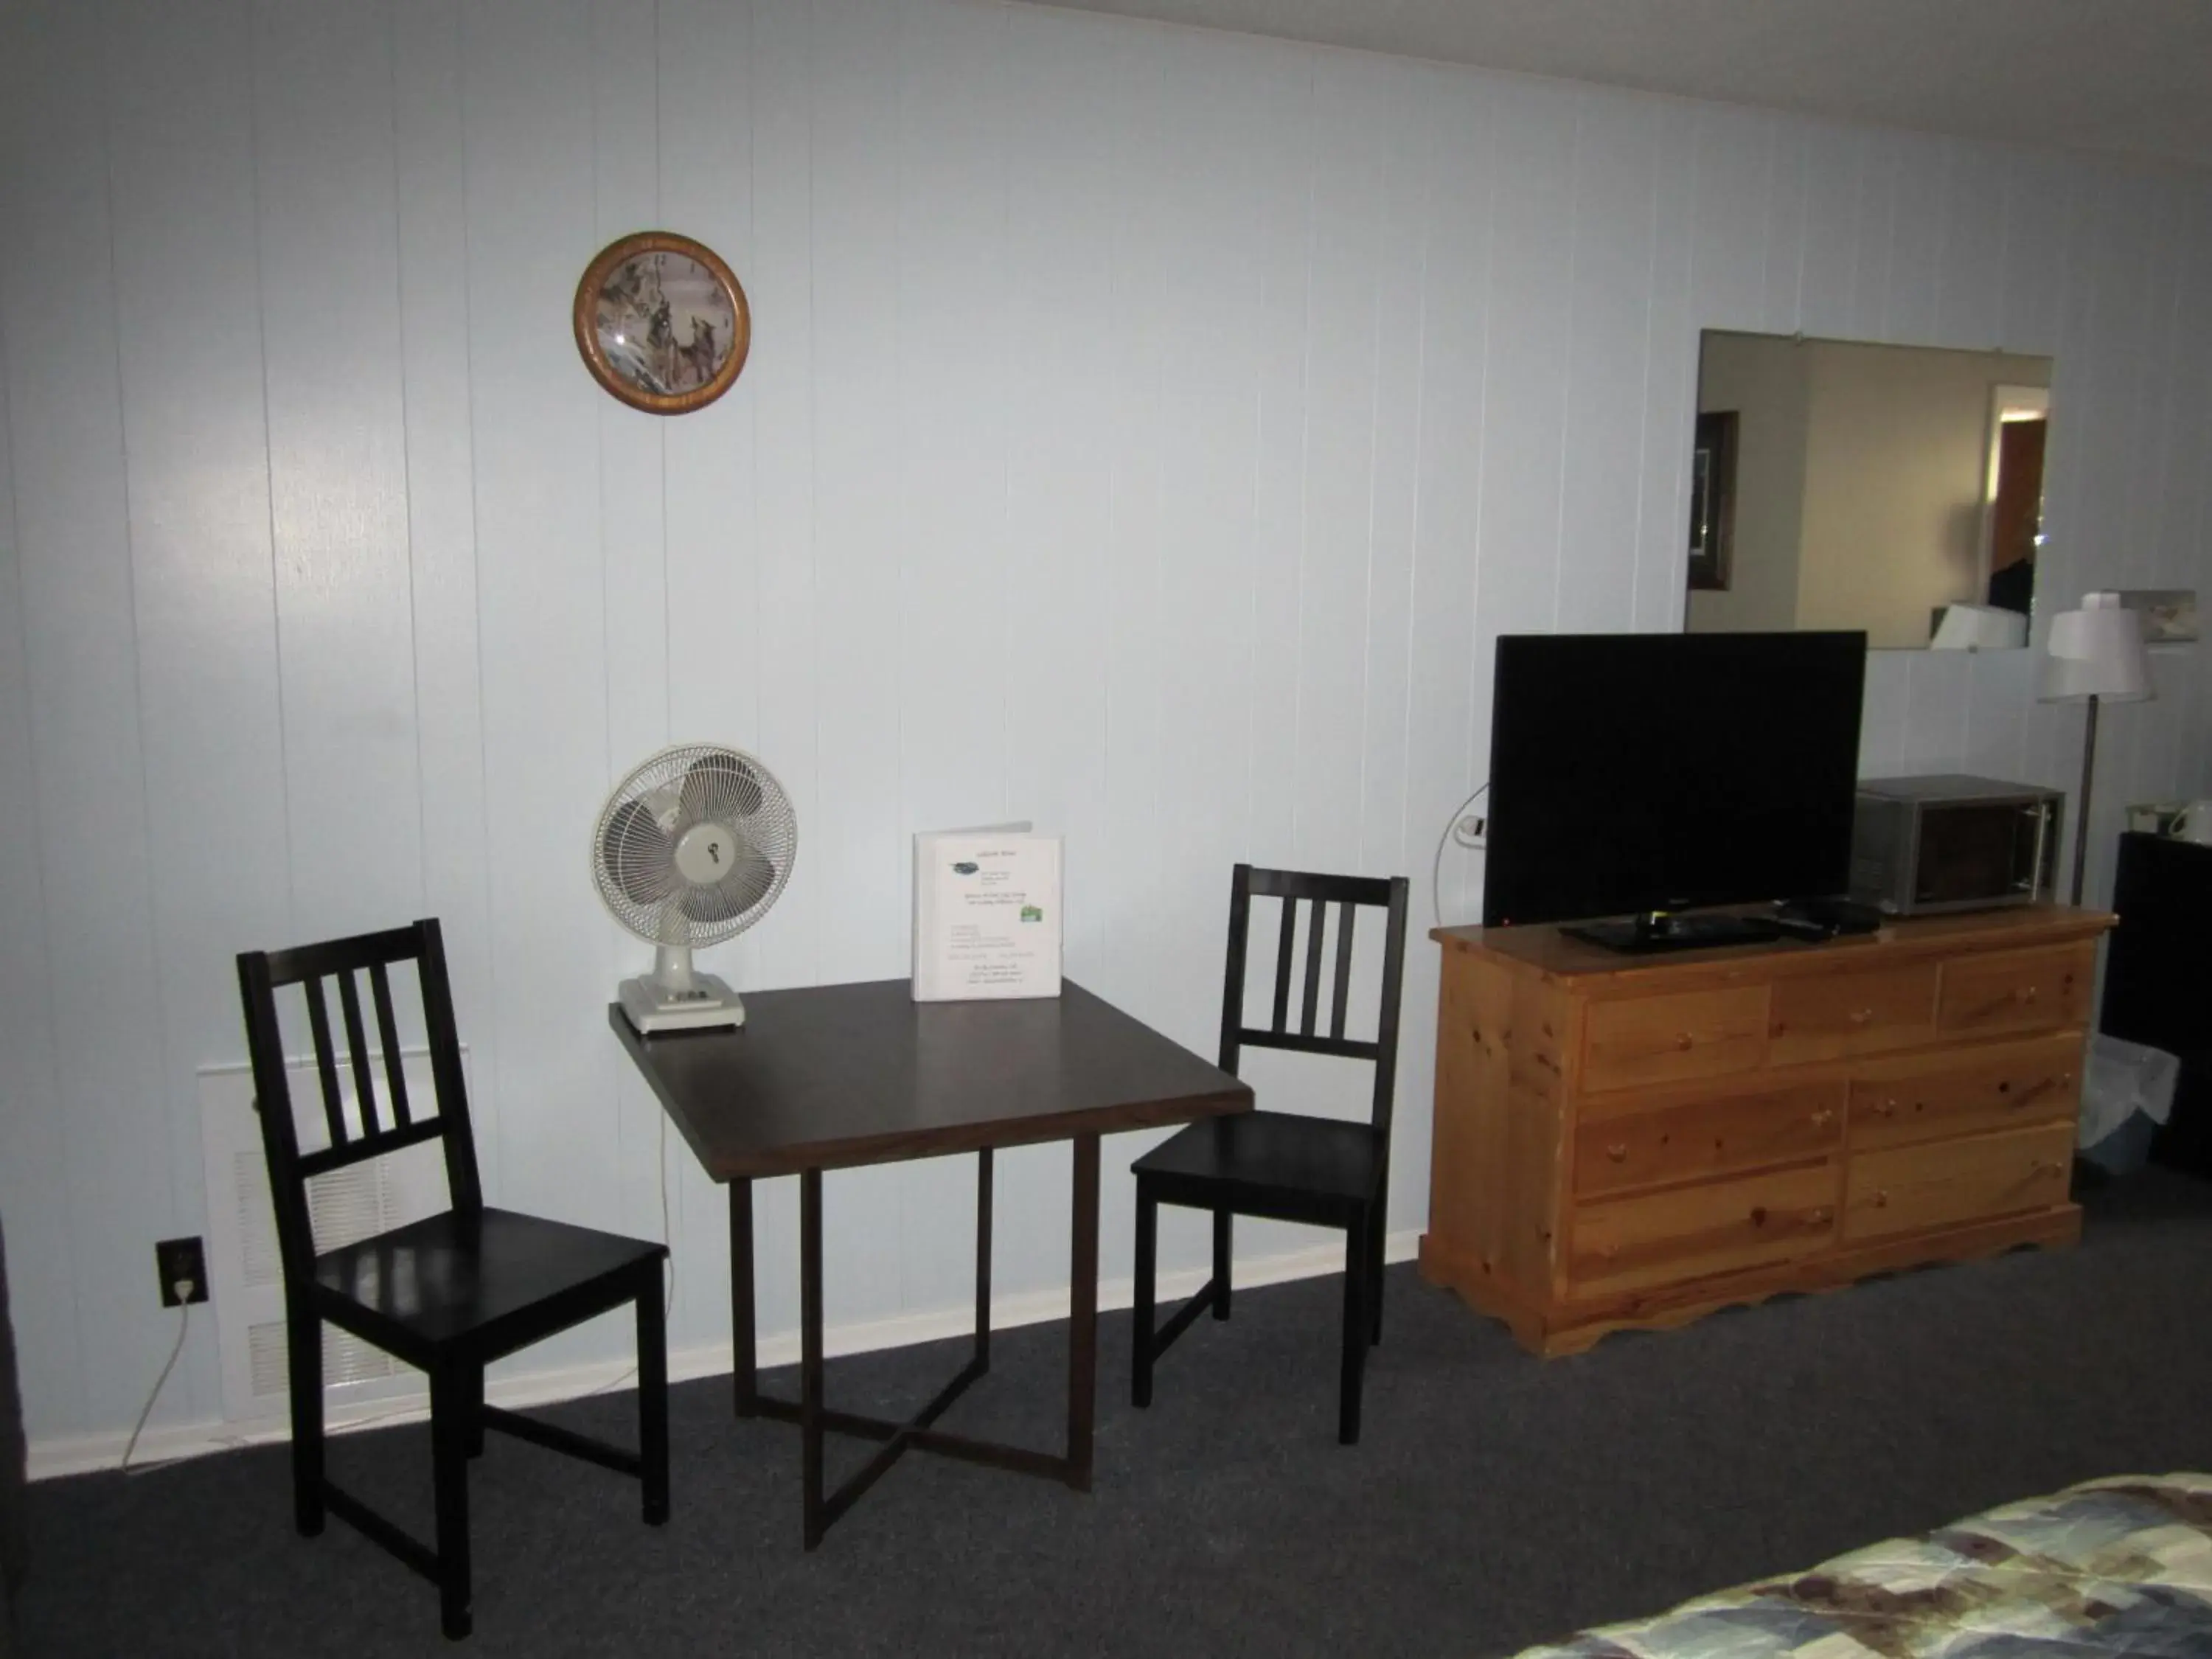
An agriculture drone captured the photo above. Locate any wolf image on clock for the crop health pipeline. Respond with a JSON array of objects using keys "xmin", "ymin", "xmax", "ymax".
[{"xmin": 593, "ymin": 250, "xmax": 738, "ymax": 397}]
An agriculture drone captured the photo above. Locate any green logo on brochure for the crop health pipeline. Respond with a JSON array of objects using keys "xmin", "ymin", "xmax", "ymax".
[{"xmin": 1020, "ymin": 905, "xmax": 1044, "ymax": 923}]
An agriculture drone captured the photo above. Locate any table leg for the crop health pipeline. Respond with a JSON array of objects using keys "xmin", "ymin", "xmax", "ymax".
[
  {"xmin": 800, "ymin": 1166, "xmax": 825, "ymax": 1550},
  {"xmin": 1065, "ymin": 1132, "xmax": 1100, "ymax": 1492},
  {"xmin": 975, "ymin": 1148, "xmax": 993, "ymax": 1371},
  {"xmin": 729, "ymin": 1180, "xmax": 757, "ymax": 1419}
]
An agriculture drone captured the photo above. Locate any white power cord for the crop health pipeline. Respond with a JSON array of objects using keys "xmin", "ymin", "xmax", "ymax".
[
  {"xmin": 120, "ymin": 1299, "xmax": 192, "ymax": 1475},
  {"xmin": 1432, "ymin": 783, "xmax": 1490, "ymax": 928}
]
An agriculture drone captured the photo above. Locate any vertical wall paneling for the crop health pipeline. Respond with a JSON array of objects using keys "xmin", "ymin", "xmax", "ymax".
[
  {"xmin": 1795, "ymin": 121, "xmax": 1863, "ymax": 341},
  {"xmin": 588, "ymin": 0, "xmax": 677, "ymax": 1269},
  {"xmin": 1934, "ymin": 142, "xmax": 2007, "ymax": 349},
  {"xmin": 1406, "ymin": 69, "xmax": 1492, "ymax": 932},
  {"xmin": 1627, "ymin": 102, "xmax": 1697, "ymax": 640},
  {"xmin": 1237, "ymin": 43, "xmax": 1317, "ymax": 885},
  {"xmin": 7, "ymin": 0, "xmax": 2212, "ymax": 1447},
  {"xmin": 1470, "ymin": 78, "xmax": 1578, "ymax": 740},
  {"xmin": 254, "ymin": 0, "xmax": 425, "ymax": 944},
  {"xmin": 102, "ymin": 0, "xmax": 293, "ymax": 1424},
  {"xmin": 0, "ymin": 139, "xmax": 86, "ymax": 1439},
  {"xmin": 393, "ymin": 0, "xmax": 501, "ymax": 1197},
  {"xmin": 1882, "ymin": 133, "xmax": 1948, "ymax": 344},
  {"xmin": 802, "ymin": 0, "xmax": 913, "ymax": 1332},
  {"xmin": 1556, "ymin": 86, "xmax": 1659, "ymax": 637},
  {"xmin": 0, "ymin": 0, "xmax": 175, "ymax": 1436},
  {"xmin": 892, "ymin": 0, "xmax": 1016, "ymax": 1311},
  {"xmin": 993, "ymin": 5, "xmax": 1130, "ymax": 1294},
  {"xmin": 461, "ymin": 0, "xmax": 623, "ymax": 1382}
]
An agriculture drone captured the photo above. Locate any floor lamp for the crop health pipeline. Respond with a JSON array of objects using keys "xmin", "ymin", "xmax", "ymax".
[{"xmin": 2039, "ymin": 591, "xmax": 2153, "ymax": 905}]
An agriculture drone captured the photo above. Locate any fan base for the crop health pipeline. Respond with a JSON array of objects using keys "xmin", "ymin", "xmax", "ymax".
[{"xmin": 618, "ymin": 972, "xmax": 746, "ymax": 1034}]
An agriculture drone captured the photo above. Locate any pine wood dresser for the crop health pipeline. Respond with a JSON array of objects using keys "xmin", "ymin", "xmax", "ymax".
[{"xmin": 1419, "ymin": 905, "xmax": 2113, "ymax": 1356}]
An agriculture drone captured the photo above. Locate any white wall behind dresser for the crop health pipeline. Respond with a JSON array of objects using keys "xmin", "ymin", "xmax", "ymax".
[{"xmin": 4, "ymin": 0, "xmax": 2209, "ymax": 1449}]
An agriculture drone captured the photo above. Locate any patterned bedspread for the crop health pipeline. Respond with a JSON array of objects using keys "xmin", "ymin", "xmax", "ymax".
[{"xmin": 1514, "ymin": 1473, "xmax": 2212, "ymax": 1658}]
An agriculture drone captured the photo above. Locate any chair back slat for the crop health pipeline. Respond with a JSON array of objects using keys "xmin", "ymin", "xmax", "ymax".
[
  {"xmin": 1299, "ymin": 900, "xmax": 1326, "ymax": 1035},
  {"xmin": 1218, "ymin": 864, "xmax": 1412, "ymax": 1135},
  {"xmin": 335, "ymin": 970, "xmax": 383, "ymax": 1139},
  {"xmin": 367, "ymin": 961, "xmax": 412, "ymax": 1127},
  {"xmin": 1330, "ymin": 902, "xmax": 1355, "ymax": 1041},
  {"xmin": 301, "ymin": 976, "xmax": 349, "ymax": 1149},
  {"xmin": 237, "ymin": 918, "xmax": 481, "ymax": 1281}
]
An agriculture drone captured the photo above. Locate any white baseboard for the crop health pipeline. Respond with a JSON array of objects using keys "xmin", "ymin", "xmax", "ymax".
[{"xmin": 29, "ymin": 1228, "xmax": 1421, "ymax": 1481}]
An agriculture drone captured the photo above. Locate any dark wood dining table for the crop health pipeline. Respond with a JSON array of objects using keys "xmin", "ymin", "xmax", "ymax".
[{"xmin": 609, "ymin": 978, "xmax": 1251, "ymax": 1545}]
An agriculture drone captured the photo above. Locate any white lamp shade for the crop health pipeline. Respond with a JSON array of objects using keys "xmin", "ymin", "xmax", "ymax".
[
  {"xmin": 1930, "ymin": 604, "xmax": 2028, "ymax": 650},
  {"xmin": 2040, "ymin": 591, "xmax": 2153, "ymax": 703}
]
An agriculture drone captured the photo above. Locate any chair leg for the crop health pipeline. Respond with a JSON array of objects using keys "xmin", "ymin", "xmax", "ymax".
[
  {"xmin": 465, "ymin": 1364, "xmax": 485, "ymax": 1458},
  {"xmin": 286, "ymin": 1301, "xmax": 324, "ymax": 1537},
  {"xmin": 1338, "ymin": 1222, "xmax": 1368, "ymax": 1447},
  {"xmin": 1211, "ymin": 1208, "xmax": 1232, "ymax": 1321},
  {"xmin": 1132, "ymin": 1184, "xmax": 1157, "ymax": 1410},
  {"xmin": 430, "ymin": 1366, "xmax": 473, "ymax": 1640},
  {"xmin": 638, "ymin": 1266, "xmax": 669, "ymax": 1526},
  {"xmin": 1368, "ymin": 1200, "xmax": 1386, "ymax": 1346}
]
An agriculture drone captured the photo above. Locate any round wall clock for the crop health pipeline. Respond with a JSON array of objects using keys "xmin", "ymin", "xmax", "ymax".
[{"xmin": 573, "ymin": 231, "xmax": 751, "ymax": 415}]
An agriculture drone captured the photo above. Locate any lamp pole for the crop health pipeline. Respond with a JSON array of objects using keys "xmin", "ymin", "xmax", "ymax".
[{"xmin": 2070, "ymin": 693, "xmax": 2100, "ymax": 908}]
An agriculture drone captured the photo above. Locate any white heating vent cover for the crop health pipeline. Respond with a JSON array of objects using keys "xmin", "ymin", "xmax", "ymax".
[{"xmin": 198, "ymin": 1048, "xmax": 462, "ymax": 1424}]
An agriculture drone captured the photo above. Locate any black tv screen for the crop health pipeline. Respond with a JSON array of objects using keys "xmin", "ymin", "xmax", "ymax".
[{"xmin": 1481, "ymin": 631, "xmax": 1867, "ymax": 928}]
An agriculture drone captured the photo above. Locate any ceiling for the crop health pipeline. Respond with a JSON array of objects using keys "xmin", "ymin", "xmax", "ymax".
[{"xmin": 1023, "ymin": 0, "xmax": 2212, "ymax": 171}]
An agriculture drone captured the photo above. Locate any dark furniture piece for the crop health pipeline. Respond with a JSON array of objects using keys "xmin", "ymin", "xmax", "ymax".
[
  {"xmin": 611, "ymin": 978, "xmax": 1250, "ymax": 1547},
  {"xmin": 237, "ymin": 919, "xmax": 669, "ymax": 1641},
  {"xmin": 2103, "ymin": 832, "xmax": 2212, "ymax": 1177},
  {"xmin": 1130, "ymin": 866, "xmax": 1412, "ymax": 1444}
]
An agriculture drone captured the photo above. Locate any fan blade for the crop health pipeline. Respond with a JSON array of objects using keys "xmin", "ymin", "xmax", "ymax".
[
  {"xmin": 601, "ymin": 797, "xmax": 678, "ymax": 908},
  {"xmin": 680, "ymin": 750, "xmax": 765, "ymax": 826},
  {"xmin": 678, "ymin": 841, "xmax": 776, "ymax": 925}
]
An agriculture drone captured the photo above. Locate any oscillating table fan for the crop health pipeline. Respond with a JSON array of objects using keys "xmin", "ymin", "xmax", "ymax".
[{"xmin": 593, "ymin": 743, "xmax": 796, "ymax": 1032}]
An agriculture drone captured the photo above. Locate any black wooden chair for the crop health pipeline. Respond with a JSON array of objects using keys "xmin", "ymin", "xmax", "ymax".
[
  {"xmin": 1131, "ymin": 865, "xmax": 1411, "ymax": 1444},
  {"xmin": 235, "ymin": 919, "xmax": 669, "ymax": 1641}
]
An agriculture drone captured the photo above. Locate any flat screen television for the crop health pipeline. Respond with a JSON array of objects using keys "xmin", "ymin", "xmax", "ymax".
[{"xmin": 1481, "ymin": 630, "xmax": 1867, "ymax": 950}]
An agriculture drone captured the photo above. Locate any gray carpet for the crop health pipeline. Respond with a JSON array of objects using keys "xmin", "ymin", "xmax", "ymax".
[{"xmin": 18, "ymin": 1169, "xmax": 2212, "ymax": 1658}]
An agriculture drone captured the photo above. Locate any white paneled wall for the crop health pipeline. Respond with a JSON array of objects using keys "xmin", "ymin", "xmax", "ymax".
[{"xmin": 3, "ymin": 0, "xmax": 2210, "ymax": 1448}]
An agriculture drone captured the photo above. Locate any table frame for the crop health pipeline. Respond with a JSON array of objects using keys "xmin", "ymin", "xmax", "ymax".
[{"xmin": 729, "ymin": 1138, "xmax": 1101, "ymax": 1547}]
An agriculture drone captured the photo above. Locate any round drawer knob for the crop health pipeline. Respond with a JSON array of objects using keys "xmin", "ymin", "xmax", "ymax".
[
  {"xmin": 1674, "ymin": 1032, "xmax": 1694, "ymax": 1051},
  {"xmin": 1873, "ymin": 1189, "xmax": 1890, "ymax": 1208},
  {"xmin": 1809, "ymin": 1108, "xmax": 1835, "ymax": 1127},
  {"xmin": 1874, "ymin": 1100, "xmax": 1897, "ymax": 1118},
  {"xmin": 2033, "ymin": 1160, "xmax": 2065, "ymax": 1178},
  {"xmin": 2020, "ymin": 986, "xmax": 2039, "ymax": 1004},
  {"xmin": 1808, "ymin": 1207, "xmax": 1832, "ymax": 1225},
  {"xmin": 1606, "ymin": 1141, "xmax": 1629, "ymax": 1163},
  {"xmin": 1848, "ymin": 1007, "xmax": 1874, "ymax": 1026}
]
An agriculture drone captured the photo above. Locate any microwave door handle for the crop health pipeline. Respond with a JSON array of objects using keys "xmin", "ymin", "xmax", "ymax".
[{"xmin": 2028, "ymin": 801, "xmax": 2050, "ymax": 903}]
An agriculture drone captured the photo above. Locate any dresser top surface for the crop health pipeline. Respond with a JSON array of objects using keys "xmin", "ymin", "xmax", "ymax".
[{"xmin": 1431, "ymin": 905, "xmax": 2113, "ymax": 987}]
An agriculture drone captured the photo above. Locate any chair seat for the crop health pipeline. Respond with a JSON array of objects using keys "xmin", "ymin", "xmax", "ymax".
[
  {"xmin": 1133, "ymin": 1113, "xmax": 1385, "ymax": 1216},
  {"xmin": 313, "ymin": 1207, "xmax": 666, "ymax": 1358}
]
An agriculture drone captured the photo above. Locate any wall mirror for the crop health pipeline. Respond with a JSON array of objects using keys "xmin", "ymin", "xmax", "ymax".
[{"xmin": 1686, "ymin": 330, "xmax": 2052, "ymax": 650}]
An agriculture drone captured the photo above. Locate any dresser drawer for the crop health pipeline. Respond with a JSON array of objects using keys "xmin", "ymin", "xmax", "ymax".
[
  {"xmin": 1568, "ymin": 1161, "xmax": 1837, "ymax": 1296},
  {"xmin": 1575, "ymin": 1079, "xmax": 1845, "ymax": 1197},
  {"xmin": 1936, "ymin": 945, "xmax": 2093, "ymax": 1038},
  {"xmin": 1581, "ymin": 987, "xmax": 1767, "ymax": 1093},
  {"xmin": 1850, "ymin": 1032, "xmax": 2084, "ymax": 1152},
  {"xmin": 1768, "ymin": 964, "xmax": 1938, "ymax": 1065},
  {"xmin": 1843, "ymin": 1119, "xmax": 2074, "ymax": 1243}
]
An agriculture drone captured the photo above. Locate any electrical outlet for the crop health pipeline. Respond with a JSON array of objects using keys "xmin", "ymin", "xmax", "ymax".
[{"xmin": 155, "ymin": 1237, "xmax": 209, "ymax": 1307}]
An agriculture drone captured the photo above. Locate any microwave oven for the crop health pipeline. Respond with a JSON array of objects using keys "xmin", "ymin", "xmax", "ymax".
[{"xmin": 1849, "ymin": 774, "xmax": 2062, "ymax": 916}]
